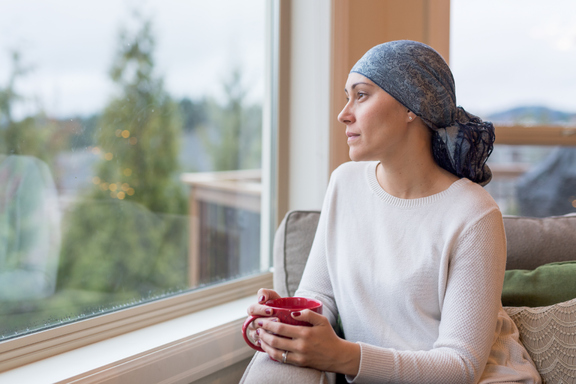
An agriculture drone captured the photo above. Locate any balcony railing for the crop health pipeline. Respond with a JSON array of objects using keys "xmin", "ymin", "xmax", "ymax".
[{"xmin": 180, "ymin": 169, "xmax": 262, "ymax": 288}]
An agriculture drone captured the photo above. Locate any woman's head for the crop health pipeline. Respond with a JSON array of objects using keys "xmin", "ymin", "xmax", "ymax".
[
  {"xmin": 348, "ymin": 40, "xmax": 495, "ymax": 185},
  {"xmin": 338, "ymin": 73, "xmax": 421, "ymax": 163}
]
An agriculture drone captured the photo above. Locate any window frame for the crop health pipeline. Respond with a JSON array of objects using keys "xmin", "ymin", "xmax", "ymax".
[{"xmin": 495, "ymin": 125, "xmax": 576, "ymax": 146}]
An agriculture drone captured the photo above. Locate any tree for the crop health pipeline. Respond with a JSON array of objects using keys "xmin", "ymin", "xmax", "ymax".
[
  {"xmin": 57, "ymin": 14, "xmax": 188, "ymax": 298},
  {"xmin": 0, "ymin": 51, "xmax": 61, "ymax": 165},
  {"xmin": 202, "ymin": 67, "xmax": 262, "ymax": 171},
  {"xmin": 92, "ymin": 16, "xmax": 186, "ymax": 214}
]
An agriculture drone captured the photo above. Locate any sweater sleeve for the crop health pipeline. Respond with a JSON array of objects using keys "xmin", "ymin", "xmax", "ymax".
[
  {"xmin": 295, "ymin": 177, "xmax": 338, "ymax": 327},
  {"xmin": 348, "ymin": 209, "xmax": 507, "ymax": 384}
]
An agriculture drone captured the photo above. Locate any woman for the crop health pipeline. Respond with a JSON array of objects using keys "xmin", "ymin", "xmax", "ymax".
[{"xmin": 246, "ymin": 40, "xmax": 540, "ymax": 383}]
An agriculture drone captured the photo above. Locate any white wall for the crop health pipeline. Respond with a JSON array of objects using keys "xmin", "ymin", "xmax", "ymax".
[{"xmin": 286, "ymin": 0, "xmax": 332, "ymax": 212}]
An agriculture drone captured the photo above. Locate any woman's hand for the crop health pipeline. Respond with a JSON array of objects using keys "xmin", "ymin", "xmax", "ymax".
[
  {"xmin": 245, "ymin": 288, "xmax": 282, "ymax": 346},
  {"xmin": 257, "ymin": 309, "xmax": 361, "ymax": 376}
]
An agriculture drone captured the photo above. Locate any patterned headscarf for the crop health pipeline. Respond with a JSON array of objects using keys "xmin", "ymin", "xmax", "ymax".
[{"xmin": 351, "ymin": 40, "xmax": 495, "ymax": 186}]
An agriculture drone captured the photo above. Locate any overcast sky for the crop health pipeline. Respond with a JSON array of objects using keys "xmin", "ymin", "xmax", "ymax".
[
  {"xmin": 451, "ymin": 0, "xmax": 576, "ymax": 116},
  {"xmin": 1, "ymin": 1, "xmax": 575, "ymax": 119},
  {"xmin": 0, "ymin": 0, "xmax": 265, "ymax": 118}
]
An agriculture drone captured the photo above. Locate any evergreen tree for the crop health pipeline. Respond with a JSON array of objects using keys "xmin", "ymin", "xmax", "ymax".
[
  {"xmin": 202, "ymin": 68, "xmax": 262, "ymax": 171},
  {"xmin": 57, "ymin": 15, "xmax": 188, "ymax": 297},
  {"xmin": 93, "ymin": 16, "xmax": 185, "ymax": 214},
  {"xmin": 0, "ymin": 51, "xmax": 60, "ymax": 165}
]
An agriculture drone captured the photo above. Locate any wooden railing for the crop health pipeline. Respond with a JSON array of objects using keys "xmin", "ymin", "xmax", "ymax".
[{"xmin": 180, "ymin": 169, "xmax": 262, "ymax": 288}]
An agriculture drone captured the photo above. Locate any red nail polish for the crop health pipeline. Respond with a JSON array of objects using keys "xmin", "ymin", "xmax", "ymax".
[
  {"xmin": 256, "ymin": 329, "xmax": 260, "ymax": 335},
  {"xmin": 292, "ymin": 311, "xmax": 301, "ymax": 317},
  {"xmin": 257, "ymin": 320, "xmax": 263, "ymax": 326},
  {"xmin": 265, "ymin": 308, "xmax": 273, "ymax": 315},
  {"xmin": 258, "ymin": 295, "xmax": 265, "ymax": 303}
]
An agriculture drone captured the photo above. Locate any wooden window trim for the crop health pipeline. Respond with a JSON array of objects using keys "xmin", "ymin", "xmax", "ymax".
[{"xmin": 495, "ymin": 125, "xmax": 576, "ymax": 146}]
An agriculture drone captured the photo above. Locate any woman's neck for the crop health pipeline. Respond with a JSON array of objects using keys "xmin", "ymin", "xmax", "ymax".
[{"xmin": 375, "ymin": 154, "xmax": 459, "ymax": 200}]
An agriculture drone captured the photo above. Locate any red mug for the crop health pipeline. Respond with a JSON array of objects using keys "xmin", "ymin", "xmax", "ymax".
[{"xmin": 242, "ymin": 297, "xmax": 323, "ymax": 352}]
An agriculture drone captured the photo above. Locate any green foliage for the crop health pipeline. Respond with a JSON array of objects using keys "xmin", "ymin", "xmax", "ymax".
[
  {"xmin": 57, "ymin": 200, "xmax": 187, "ymax": 293},
  {"xmin": 0, "ymin": 52, "xmax": 62, "ymax": 166},
  {"xmin": 201, "ymin": 68, "xmax": 262, "ymax": 171},
  {"xmin": 93, "ymin": 16, "xmax": 186, "ymax": 214},
  {"xmin": 56, "ymin": 15, "xmax": 188, "ymax": 302}
]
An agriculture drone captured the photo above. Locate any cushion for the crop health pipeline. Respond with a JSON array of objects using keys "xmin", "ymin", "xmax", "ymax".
[
  {"xmin": 504, "ymin": 298, "xmax": 576, "ymax": 383},
  {"xmin": 503, "ymin": 214, "xmax": 576, "ymax": 270},
  {"xmin": 502, "ymin": 261, "xmax": 576, "ymax": 307},
  {"xmin": 273, "ymin": 211, "xmax": 321, "ymax": 297},
  {"xmin": 240, "ymin": 352, "xmax": 335, "ymax": 384}
]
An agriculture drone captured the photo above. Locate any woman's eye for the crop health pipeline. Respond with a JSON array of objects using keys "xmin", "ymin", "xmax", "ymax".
[{"xmin": 357, "ymin": 92, "xmax": 366, "ymax": 99}]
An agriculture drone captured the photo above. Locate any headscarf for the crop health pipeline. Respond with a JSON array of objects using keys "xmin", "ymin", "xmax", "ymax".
[{"xmin": 350, "ymin": 40, "xmax": 495, "ymax": 186}]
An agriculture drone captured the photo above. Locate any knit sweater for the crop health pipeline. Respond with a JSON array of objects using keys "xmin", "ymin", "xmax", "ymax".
[{"xmin": 296, "ymin": 161, "xmax": 540, "ymax": 384}]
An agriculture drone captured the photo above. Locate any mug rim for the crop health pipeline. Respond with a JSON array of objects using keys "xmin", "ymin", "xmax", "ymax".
[{"xmin": 263, "ymin": 297, "xmax": 323, "ymax": 310}]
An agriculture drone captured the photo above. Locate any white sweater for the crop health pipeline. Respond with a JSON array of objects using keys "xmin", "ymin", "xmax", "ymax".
[{"xmin": 296, "ymin": 161, "xmax": 540, "ymax": 384}]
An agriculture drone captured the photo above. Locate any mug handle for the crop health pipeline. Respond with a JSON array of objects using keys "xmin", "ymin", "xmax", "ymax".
[{"xmin": 242, "ymin": 315, "xmax": 266, "ymax": 352}]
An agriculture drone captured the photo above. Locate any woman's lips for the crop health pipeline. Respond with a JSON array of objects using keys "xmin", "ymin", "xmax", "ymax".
[{"xmin": 346, "ymin": 131, "xmax": 360, "ymax": 143}]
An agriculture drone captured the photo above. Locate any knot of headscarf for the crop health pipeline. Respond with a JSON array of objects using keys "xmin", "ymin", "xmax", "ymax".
[{"xmin": 350, "ymin": 40, "xmax": 495, "ymax": 185}]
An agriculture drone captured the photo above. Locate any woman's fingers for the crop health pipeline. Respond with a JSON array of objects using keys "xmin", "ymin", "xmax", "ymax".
[
  {"xmin": 290, "ymin": 309, "xmax": 326, "ymax": 326},
  {"xmin": 246, "ymin": 288, "xmax": 282, "ymax": 316},
  {"xmin": 256, "ymin": 288, "xmax": 282, "ymax": 303}
]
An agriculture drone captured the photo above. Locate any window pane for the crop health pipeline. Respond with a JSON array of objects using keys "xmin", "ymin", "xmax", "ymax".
[
  {"xmin": 0, "ymin": 0, "xmax": 268, "ymax": 340},
  {"xmin": 451, "ymin": 0, "xmax": 576, "ymax": 216}
]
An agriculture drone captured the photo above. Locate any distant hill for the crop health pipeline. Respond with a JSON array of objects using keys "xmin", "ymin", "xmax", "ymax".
[{"xmin": 487, "ymin": 106, "xmax": 576, "ymax": 125}]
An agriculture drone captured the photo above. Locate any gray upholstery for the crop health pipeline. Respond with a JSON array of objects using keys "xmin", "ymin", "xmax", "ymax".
[
  {"xmin": 240, "ymin": 352, "xmax": 335, "ymax": 384},
  {"xmin": 503, "ymin": 214, "xmax": 576, "ymax": 270},
  {"xmin": 273, "ymin": 211, "xmax": 321, "ymax": 297}
]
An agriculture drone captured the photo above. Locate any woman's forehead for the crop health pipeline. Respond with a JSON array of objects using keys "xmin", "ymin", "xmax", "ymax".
[{"xmin": 344, "ymin": 73, "xmax": 376, "ymax": 91}]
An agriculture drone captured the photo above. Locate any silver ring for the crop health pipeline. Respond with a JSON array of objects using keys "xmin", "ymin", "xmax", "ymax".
[{"xmin": 282, "ymin": 350, "xmax": 289, "ymax": 364}]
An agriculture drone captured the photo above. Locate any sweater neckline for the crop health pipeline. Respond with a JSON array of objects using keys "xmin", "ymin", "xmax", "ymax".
[{"xmin": 365, "ymin": 161, "xmax": 469, "ymax": 208}]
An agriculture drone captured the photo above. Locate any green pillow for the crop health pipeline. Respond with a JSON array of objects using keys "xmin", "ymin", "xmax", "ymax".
[{"xmin": 502, "ymin": 261, "xmax": 576, "ymax": 307}]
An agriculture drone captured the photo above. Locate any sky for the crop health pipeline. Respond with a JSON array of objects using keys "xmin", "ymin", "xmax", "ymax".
[
  {"xmin": 451, "ymin": 0, "xmax": 576, "ymax": 116},
  {"xmin": 1, "ymin": 0, "xmax": 575, "ymax": 119},
  {"xmin": 0, "ymin": 0, "xmax": 265, "ymax": 119}
]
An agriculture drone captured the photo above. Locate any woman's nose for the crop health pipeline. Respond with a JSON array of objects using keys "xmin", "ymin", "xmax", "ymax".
[{"xmin": 338, "ymin": 103, "xmax": 354, "ymax": 124}]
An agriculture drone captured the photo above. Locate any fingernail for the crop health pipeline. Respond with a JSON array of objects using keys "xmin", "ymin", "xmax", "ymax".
[
  {"xmin": 265, "ymin": 308, "xmax": 273, "ymax": 315},
  {"xmin": 257, "ymin": 320, "xmax": 263, "ymax": 326},
  {"xmin": 258, "ymin": 295, "xmax": 265, "ymax": 303},
  {"xmin": 271, "ymin": 318, "xmax": 279, "ymax": 322},
  {"xmin": 292, "ymin": 311, "xmax": 301, "ymax": 317},
  {"xmin": 256, "ymin": 339, "xmax": 261, "ymax": 345},
  {"xmin": 256, "ymin": 329, "xmax": 260, "ymax": 335}
]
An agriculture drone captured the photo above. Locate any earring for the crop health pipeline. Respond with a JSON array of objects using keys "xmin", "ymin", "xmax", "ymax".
[{"xmin": 409, "ymin": 116, "xmax": 413, "ymax": 120}]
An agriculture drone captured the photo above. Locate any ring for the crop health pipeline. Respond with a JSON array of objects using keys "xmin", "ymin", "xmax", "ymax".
[{"xmin": 282, "ymin": 350, "xmax": 289, "ymax": 364}]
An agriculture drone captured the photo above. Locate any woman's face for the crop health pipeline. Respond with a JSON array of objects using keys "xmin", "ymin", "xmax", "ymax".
[{"xmin": 338, "ymin": 73, "xmax": 412, "ymax": 162}]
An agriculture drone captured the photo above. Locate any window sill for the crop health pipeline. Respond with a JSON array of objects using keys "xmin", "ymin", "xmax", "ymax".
[{"xmin": 0, "ymin": 296, "xmax": 257, "ymax": 384}]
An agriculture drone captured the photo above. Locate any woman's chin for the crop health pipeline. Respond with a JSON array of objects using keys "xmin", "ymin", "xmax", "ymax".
[{"xmin": 348, "ymin": 150, "xmax": 371, "ymax": 163}]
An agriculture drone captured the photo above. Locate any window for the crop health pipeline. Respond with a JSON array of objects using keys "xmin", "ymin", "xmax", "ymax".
[
  {"xmin": 0, "ymin": 0, "xmax": 271, "ymax": 356},
  {"xmin": 451, "ymin": 0, "xmax": 576, "ymax": 216}
]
